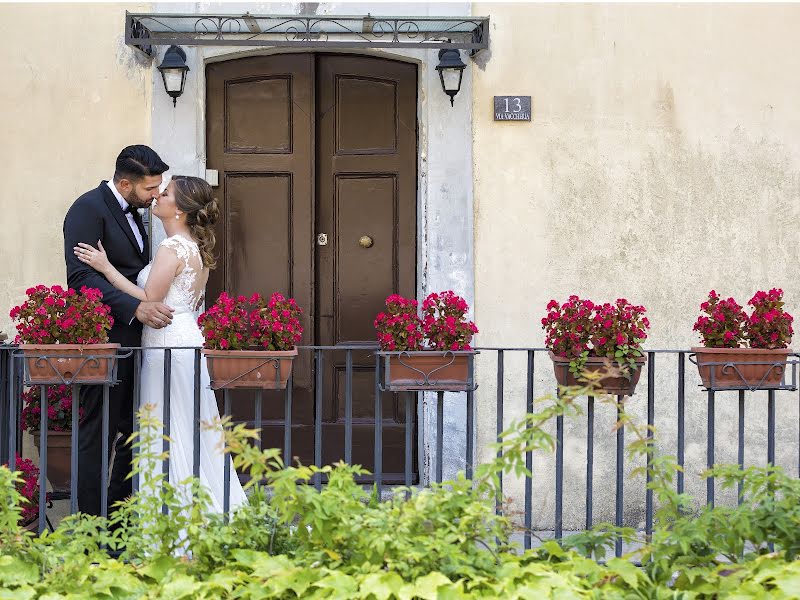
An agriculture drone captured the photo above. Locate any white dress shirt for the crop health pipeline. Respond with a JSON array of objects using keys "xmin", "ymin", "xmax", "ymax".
[{"xmin": 107, "ymin": 180, "xmax": 144, "ymax": 253}]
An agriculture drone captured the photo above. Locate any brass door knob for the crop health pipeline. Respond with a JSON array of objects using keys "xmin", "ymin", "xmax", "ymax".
[{"xmin": 358, "ymin": 235, "xmax": 374, "ymax": 249}]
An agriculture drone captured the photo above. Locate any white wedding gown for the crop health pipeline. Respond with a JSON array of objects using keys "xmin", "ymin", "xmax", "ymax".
[{"xmin": 136, "ymin": 234, "xmax": 247, "ymax": 513}]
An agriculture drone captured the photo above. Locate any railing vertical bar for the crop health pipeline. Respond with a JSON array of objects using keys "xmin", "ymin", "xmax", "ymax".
[
  {"xmin": 8, "ymin": 351, "xmax": 17, "ymax": 471},
  {"xmin": 345, "ymin": 350, "xmax": 353, "ymax": 465},
  {"xmin": 738, "ymin": 390, "xmax": 745, "ymax": 505},
  {"xmin": 314, "ymin": 350, "xmax": 323, "ymax": 491},
  {"xmin": 100, "ymin": 384, "xmax": 110, "ymax": 519},
  {"xmin": 615, "ymin": 396, "xmax": 624, "ymax": 558},
  {"xmin": 373, "ymin": 354, "xmax": 383, "ymax": 495},
  {"xmin": 223, "ymin": 389, "xmax": 231, "ymax": 517},
  {"xmin": 436, "ymin": 391, "xmax": 444, "ymax": 484},
  {"xmin": 767, "ymin": 389, "xmax": 776, "ymax": 466},
  {"xmin": 132, "ymin": 349, "xmax": 141, "ymax": 493},
  {"xmin": 496, "ymin": 350, "xmax": 504, "ymax": 515},
  {"xmin": 555, "ymin": 408, "xmax": 564, "ymax": 541},
  {"xmin": 586, "ymin": 395, "xmax": 594, "ymax": 531},
  {"xmin": 524, "ymin": 350, "xmax": 534, "ymax": 550},
  {"xmin": 466, "ymin": 355, "xmax": 475, "ymax": 479},
  {"xmin": 38, "ymin": 385, "xmax": 48, "ymax": 534},
  {"xmin": 404, "ymin": 392, "xmax": 413, "ymax": 489},
  {"xmin": 677, "ymin": 352, "xmax": 685, "ymax": 495},
  {"xmin": 254, "ymin": 389, "xmax": 263, "ymax": 454},
  {"xmin": 193, "ymin": 349, "xmax": 201, "ymax": 480},
  {"xmin": 70, "ymin": 384, "xmax": 80, "ymax": 514},
  {"xmin": 646, "ymin": 352, "xmax": 655, "ymax": 539},
  {"xmin": 0, "ymin": 349, "xmax": 6, "ymax": 467},
  {"xmin": 14, "ymin": 359, "xmax": 22, "ymax": 458},
  {"xmin": 707, "ymin": 390, "xmax": 715, "ymax": 508},
  {"xmin": 284, "ymin": 374, "xmax": 292, "ymax": 464},
  {"xmin": 162, "ymin": 349, "xmax": 171, "ymax": 515}
]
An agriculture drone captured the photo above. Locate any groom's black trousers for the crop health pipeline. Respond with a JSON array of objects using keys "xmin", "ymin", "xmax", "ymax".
[{"xmin": 77, "ymin": 352, "xmax": 135, "ymax": 516}]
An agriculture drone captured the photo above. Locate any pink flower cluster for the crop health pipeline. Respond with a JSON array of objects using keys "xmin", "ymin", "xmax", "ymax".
[
  {"xmin": 748, "ymin": 289, "xmax": 793, "ymax": 349},
  {"xmin": 2, "ymin": 454, "xmax": 45, "ymax": 524},
  {"xmin": 9, "ymin": 285, "xmax": 113, "ymax": 344},
  {"xmin": 251, "ymin": 293, "xmax": 304, "ymax": 351},
  {"xmin": 374, "ymin": 294, "xmax": 424, "ymax": 351},
  {"xmin": 374, "ymin": 291, "xmax": 478, "ymax": 351},
  {"xmin": 693, "ymin": 290, "xmax": 748, "ymax": 348},
  {"xmin": 422, "ymin": 291, "xmax": 479, "ymax": 351},
  {"xmin": 541, "ymin": 296, "xmax": 650, "ymax": 364},
  {"xmin": 198, "ymin": 292, "xmax": 303, "ymax": 351},
  {"xmin": 694, "ymin": 289, "xmax": 793, "ymax": 349},
  {"xmin": 20, "ymin": 385, "xmax": 82, "ymax": 433}
]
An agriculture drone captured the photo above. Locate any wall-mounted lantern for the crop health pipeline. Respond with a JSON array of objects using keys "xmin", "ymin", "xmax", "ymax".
[
  {"xmin": 157, "ymin": 45, "xmax": 189, "ymax": 107},
  {"xmin": 436, "ymin": 47, "xmax": 466, "ymax": 107}
]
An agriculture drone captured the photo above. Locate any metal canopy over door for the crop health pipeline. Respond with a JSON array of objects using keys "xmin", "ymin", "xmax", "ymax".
[{"xmin": 206, "ymin": 53, "xmax": 417, "ymax": 481}]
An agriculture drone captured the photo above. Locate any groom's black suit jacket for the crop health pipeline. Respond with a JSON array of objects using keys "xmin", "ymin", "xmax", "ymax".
[
  {"xmin": 63, "ymin": 181, "xmax": 151, "ymax": 515},
  {"xmin": 63, "ymin": 182, "xmax": 150, "ymax": 347}
]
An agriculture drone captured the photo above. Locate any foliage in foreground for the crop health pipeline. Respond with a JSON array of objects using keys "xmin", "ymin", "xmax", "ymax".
[{"xmin": 1, "ymin": 377, "xmax": 800, "ymax": 599}]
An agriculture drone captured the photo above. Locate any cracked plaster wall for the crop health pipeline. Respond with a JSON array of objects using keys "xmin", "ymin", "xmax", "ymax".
[{"xmin": 472, "ymin": 3, "xmax": 800, "ymax": 530}]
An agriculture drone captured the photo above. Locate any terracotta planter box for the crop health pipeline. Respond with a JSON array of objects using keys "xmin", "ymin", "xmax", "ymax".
[
  {"xmin": 381, "ymin": 351, "xmax": 476, "ymax": 391},
  {"xmin": 549, "ymin": 352, "xmax": 646, "ymax": 396},
  {"xmin": 31, "ymin": 430, "xmax": 72, "ymax": 493},
  {"xmin": 19, "ymin": 344, "xmax": 119, "ymax": 385},
  {"xmin": 691, "ymin": 347, "xmax": 792, "ymax": 390},
  {"xmin": 203, "ymin": 348, "xmax": 298, "ymax": 390},
  {"xmin": 22, "ymin": 518, "xmax": 40, "ymax": 534}
]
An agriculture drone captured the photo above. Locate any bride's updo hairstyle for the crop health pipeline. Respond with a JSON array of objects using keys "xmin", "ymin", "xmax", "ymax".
[{"xmin": 172, "ymin": 175, "xmax": 220, "ymax": 269}]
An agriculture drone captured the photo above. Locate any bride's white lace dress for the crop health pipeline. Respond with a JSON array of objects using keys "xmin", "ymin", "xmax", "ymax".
[{"xmin": 137, "ymin": 234, "xmax": 247, "ymax": 513}]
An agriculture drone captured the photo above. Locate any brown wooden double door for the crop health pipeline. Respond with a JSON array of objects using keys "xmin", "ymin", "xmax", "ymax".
[{"xmin": 206, "ymin": 53, "xmax": 418, "ymax": 481}]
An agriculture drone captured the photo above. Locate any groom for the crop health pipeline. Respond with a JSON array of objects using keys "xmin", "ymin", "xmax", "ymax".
[{"xmin": 63, "ymin": 145, "xmax": 174, "ymax": 516}]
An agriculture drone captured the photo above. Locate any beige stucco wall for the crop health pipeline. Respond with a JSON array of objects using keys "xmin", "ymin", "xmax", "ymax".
[
  {"xmin": 472, "ymin": 3, "xmax": 800, "ymax": 530},
  {"xmin": 0, "ymin": 3, "xmax": 152, "ymax": 337}
]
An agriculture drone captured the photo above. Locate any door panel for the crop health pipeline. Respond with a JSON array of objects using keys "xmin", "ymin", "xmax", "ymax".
[
  {"xmin": 206, "ymin": 53, "xmax": 417, "ymax": 480},
  {"xmin": 316, "ymin": 55, "xmax": 417, "ymax": 479}
]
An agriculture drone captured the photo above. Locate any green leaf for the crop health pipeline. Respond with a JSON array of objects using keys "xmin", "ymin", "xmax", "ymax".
[
  {"xmin": 413, "ymin": 572, "xmax": 456, "ymax": 600},
  {"xmin": 606, "ymin": 558, "xmax": 641, "ymax": 588},
  {"xmin": 0, "ymin": 556, "xmax": 38, "ymax": 586},
  {"xmin": 359, "ymin": 572, "xmax": 406, "ymax": 600}
]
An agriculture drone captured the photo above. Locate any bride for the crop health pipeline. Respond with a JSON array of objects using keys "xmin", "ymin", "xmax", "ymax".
[{"xmin": 74, "ymin": 175, "xmax": 247, "ymax": 514}]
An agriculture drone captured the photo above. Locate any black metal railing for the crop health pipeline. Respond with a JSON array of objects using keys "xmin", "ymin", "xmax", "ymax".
[{"xmin": 2, "ymin": 344, "xmax": 799, "ymax": 557}]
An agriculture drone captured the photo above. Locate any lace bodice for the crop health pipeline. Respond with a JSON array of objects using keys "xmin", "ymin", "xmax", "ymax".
[{"xmin": 137, "ymin": 235, "xmax": 208, "ymax": 347}]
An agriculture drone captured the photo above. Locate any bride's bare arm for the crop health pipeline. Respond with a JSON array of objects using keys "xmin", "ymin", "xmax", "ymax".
[{"xmin": 74, "ymin": 241, "xmax": 180, "ymax": 303}]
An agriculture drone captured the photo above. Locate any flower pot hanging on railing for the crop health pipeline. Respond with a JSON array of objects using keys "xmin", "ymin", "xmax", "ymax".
[
  {"xmin": 691, "ymin": 289, "xmax": 796, "ymax": 391},
  {"xmin": 549, "ymin": 352, "xmax": 646, "ymax": 396},
  {"xmin": 9, "ymin": 285, "xmax": 119, "ymax": 385},
  {"xmin": 20, "ymin": 384, "xmax": 83, "ymax": 493},
  {"xmin": 198, "ymin": 291, "xmax": 303, "ymax": 390},
  {"xmin": 541, "ymin": 296, "xmax": 650, "ymax": 397},
  {"xmin": 375, "ymin": 291, "xmax": 479, "ymax": 392}
]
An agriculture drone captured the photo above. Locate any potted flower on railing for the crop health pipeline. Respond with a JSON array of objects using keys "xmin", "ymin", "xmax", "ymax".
[
  {"xmin": 375, "ymin": 291, "xmax": 478, "ymax": 391},
  {"xmin": 2, "ymin": 455, "xmax": 47, "ymax": 532},
  {"xmin": 198, "ymin": 292, "xmax": 303, "ymax": 389},
  {"xmin": 20, "ymin": 385, "xmax": 82, "ymax": 493},
  {"xmin": 9, "ymin": 285, "xmax": 117, "ymax": 384},
  {"xmin": 692, "ymin": 289, "xmax": 794, "ymax": 390},
  {"xmin": 542, "ymin": 296, "xmax": 650, "ymax": 396}
]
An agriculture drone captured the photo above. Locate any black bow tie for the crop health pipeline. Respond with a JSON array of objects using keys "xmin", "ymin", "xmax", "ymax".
[{"xmin": 122, "ymin": 205, "xmax": 133, "ymax": 214}]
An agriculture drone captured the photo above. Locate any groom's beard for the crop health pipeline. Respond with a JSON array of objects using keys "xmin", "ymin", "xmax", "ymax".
[{"xmin": 124, "ymin": 189, "xmax": 152, "ymax": 210}]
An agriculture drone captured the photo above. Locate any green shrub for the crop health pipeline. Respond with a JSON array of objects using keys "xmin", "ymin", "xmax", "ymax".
[{"xmin": 1, "ymin": 379, "xmax": 799, "ymax": 599}]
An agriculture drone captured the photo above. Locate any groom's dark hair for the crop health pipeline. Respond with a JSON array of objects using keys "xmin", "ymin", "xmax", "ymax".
[{"xmin": 113, "ymin": 145, "xmax": 169, "ymax": 183}]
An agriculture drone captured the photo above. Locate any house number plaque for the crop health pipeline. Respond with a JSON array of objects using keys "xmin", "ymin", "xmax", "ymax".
[{"xmin": 494, "ymin": 96, "xmax": 531, "ymax": 121}]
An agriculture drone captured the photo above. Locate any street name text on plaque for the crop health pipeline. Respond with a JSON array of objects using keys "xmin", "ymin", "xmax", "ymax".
[{"xmin": 494, "ymin": 96, "xmax": 532, "ymax": 121}]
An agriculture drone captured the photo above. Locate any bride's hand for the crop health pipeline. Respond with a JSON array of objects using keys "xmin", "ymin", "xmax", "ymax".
[{"xmin": 74, "ymin": 241, "xmax": 112, "ymax": 275}]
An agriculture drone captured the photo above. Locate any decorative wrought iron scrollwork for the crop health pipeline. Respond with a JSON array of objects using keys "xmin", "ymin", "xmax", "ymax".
[{"xmin": 125, "ymin": 13, "xmax": 489, "ymax": 52}]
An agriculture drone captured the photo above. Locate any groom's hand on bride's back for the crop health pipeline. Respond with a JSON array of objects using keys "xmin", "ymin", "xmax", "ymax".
[{"xmin": 135, "ymin": 301, "xmax": 174, "ymax": 329}]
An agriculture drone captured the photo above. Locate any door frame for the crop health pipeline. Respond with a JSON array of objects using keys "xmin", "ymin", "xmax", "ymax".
[{"xmin": 151, "ymin": 42, "xmax": 475, "ymax": 486}]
